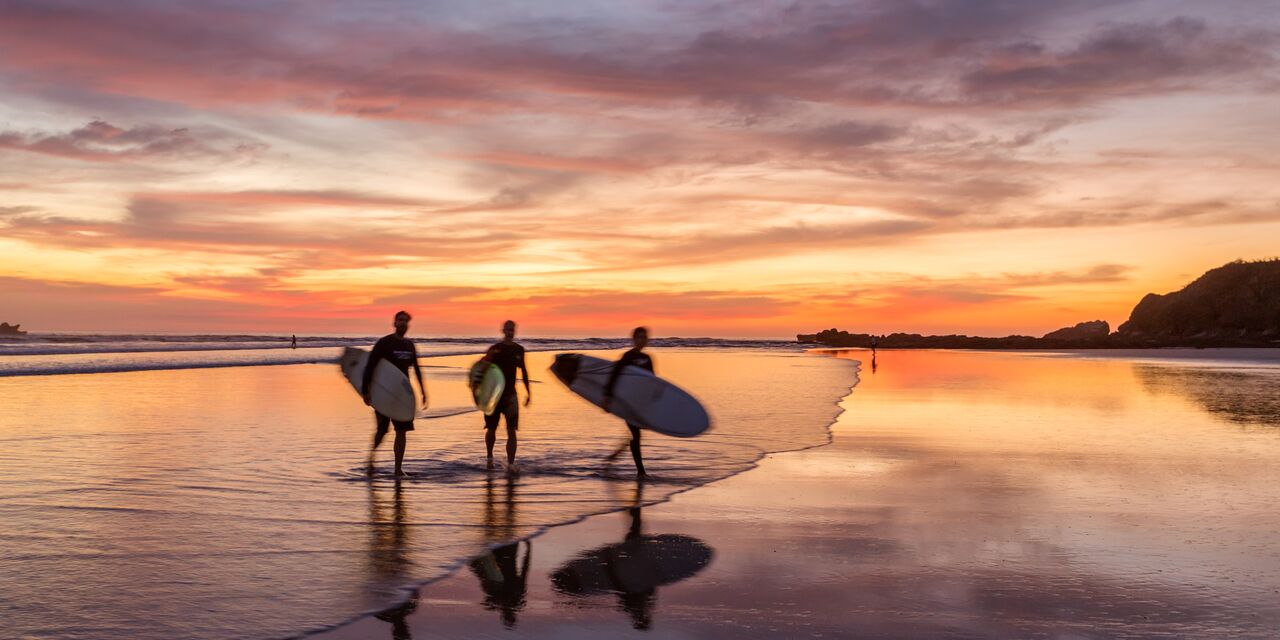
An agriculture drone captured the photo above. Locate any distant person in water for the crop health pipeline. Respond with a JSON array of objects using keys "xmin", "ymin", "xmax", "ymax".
[
  {"xmin": 482, "ymin": 320, "xmax": 530, "ymax": 472},
  {"xmin": 290, "ymin": 334, "xmax": 297, "ymax": 349},
  {"xmin": 870, "ymin": 335, "xmax": 877, "ymax": 355},
  {"xmin": 363, "ymin": 310, "xmax": 427, "ymax": 477},
  {"xmin": 603, "ymin": 326, "xmax": 652, "ymax": 479}
]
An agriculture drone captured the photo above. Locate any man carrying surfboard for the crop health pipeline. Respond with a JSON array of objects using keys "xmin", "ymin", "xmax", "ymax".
[
  {"xmin": 363, "ymin": 310, "xmax": 428, "ymax": 477},
  {"xmin": 483, "ymin": 320, "xmax": 531, "ymax": 472},
  {"xmin": 602, "ymin": 326, "xmax": 652, "ymax": 479}
]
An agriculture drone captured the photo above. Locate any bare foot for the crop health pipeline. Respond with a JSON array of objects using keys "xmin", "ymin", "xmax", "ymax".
[
  {"xmin": 394, "ymin": 469, "xmax": 407, "ymax": 478},
  {"xmin": 486, "ymin": 458, "xmax": 495, "ymax": 470},
  {"xmin": 505, "ymin": 462, "xmax": 520, "ymax": 477},
  {"xmin": 637, "ymin": 471, "xmax": 649, "ymax": 481}
]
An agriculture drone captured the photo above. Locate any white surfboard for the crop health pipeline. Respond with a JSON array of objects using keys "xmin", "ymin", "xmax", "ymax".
[
  {"xmin": 339, "ymin": 346, "xmax": 416, "ymax": 422},
  {"xmin": 468, "ymin": 360, "xmax": 506, "ymax": 416},
  {"xmin": 549, "ymin": 353, "xmax": 710, "ymax": 437}
]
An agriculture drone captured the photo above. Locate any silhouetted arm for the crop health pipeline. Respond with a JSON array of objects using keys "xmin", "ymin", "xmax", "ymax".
[
  {"xmin": 520, "ymin": 349, "xmax": 531, "ymax": 404},
  {"xmin": 412, "ymin": 343, "xmax": 427, "ymax": 404},
  {"xmin": 604, "ymin": 357, "xmax": 626, "ymax": 399},
  {"xmin": 361, "ymin": 339, "xmax": 386, "ymax": 397}
]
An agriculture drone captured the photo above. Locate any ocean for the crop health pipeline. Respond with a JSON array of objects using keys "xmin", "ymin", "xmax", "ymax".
[{"xmin": 0, "ymin": 337, "xmax": 855, "ymax": 639}]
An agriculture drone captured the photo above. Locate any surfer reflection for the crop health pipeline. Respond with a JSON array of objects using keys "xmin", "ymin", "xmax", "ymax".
[
  {"xmin": 468, "ymin": 473, "xmax": 531, "ymax": 627},
  {"xmin": 552, "ymin": 481, "xmax": 714, "ymax": 630},
  {"xmin": 368, "ymin": 479, "xmax": 419, "ymax": 640},
  {"xmin": 872, "ymin": 353, "xmax": 877, "ymax": 374}
]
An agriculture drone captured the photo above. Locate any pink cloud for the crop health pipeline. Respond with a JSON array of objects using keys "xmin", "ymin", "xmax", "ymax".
[{"xmin": 0, "ymin": 120, "xmax": 261, "ymax": 162}]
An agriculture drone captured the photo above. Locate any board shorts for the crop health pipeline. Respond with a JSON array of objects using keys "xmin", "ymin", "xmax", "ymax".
[
  {"xmin": 375, "ymin": 411, "xmax": 415, "ymax": 434},
  {"xmin": 484, "ymin": 394, "xmax": 519, "ymax": 431}
]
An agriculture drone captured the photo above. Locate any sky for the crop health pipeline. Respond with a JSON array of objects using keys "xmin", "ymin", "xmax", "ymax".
[{"xmin": 1, "ymin": 0, "xmax": 1278, "ymax": 337}]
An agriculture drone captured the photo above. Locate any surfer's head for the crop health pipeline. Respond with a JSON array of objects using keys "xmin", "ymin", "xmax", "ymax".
[
  {"xmin": 393, "ymin": 310, "xmax": 412, "ymax": 335},
  {"xmin": 503, "ymin": 319, "xmax": 516, "ymax": 341},
  {"xmin": 632, "ymin": 326, "xmax": 649, "ymax": 349}
]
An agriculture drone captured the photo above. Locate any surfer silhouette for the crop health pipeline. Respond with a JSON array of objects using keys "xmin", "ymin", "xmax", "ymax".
[
  {"xmin": 603, "ymin": 326, "xmax": 652, "ymax": 479},
  {"xmin": 290, "ymin": 334, "xmax": 297, "ymax": 349},
  {"xmin": 483, "ymin": 320, "xmax": 530, "ymax": 473},
  {"xmin": 363, "ymin": 311, "xmax": 427, "ymax": 477}
]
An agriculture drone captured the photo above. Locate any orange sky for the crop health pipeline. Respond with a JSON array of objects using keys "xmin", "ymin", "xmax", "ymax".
[{"xmin": 2, "ymin": 1, "xmax": 1279, "ymax": 337}]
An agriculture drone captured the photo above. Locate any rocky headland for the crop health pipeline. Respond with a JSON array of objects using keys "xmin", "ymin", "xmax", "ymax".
[{"xmin": 799, "ymin": 259, "xmax": 1280, "ymax": 349}]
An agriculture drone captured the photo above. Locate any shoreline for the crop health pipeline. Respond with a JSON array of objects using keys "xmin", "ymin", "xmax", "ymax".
[
  {"xmin": 303, "ymin": 353, "xmax": 863, "ymax": 637},
  {"xmin": 317, "ymin": 348, "xmax": 1280, "ymax": 638},
  {"xmin": 0, "ymin": 347, "xmax": 859, "ymax": 640}
]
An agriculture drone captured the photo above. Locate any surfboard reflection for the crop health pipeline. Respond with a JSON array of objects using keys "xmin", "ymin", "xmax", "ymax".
[
  {"xmin": 551, "ymin": 503, "xmax": 714, "ymax": 630},
  {"xmin": 468, "ymin": 473, "xmax": 531, "ymax": 628}
]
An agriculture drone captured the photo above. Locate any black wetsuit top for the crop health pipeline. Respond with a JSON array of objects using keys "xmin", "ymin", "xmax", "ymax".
[
  {"xmin": 487, "ymin": 341, "xmax": 527, "ymax": 399},
  {"xmin": 362, "ymin": 333, "xmax": 420, "ymax": 395},
  {"xmin": 604, "ymin": 348, "xmax": 654, "ymax": 398}
]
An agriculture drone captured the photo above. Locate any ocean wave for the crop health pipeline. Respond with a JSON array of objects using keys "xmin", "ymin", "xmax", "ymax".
[{"xmin": 0, "ymin": 335, "xmax": 802, "ymax": 377}]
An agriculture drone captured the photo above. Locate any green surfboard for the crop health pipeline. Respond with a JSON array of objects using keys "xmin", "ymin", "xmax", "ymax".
[{"xmin": 469, "ymin": 360, "xmax": 505, "ymax": 415}]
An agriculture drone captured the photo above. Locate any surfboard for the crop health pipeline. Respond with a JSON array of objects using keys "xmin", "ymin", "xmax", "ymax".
[
  {"xmin": 551, "ymin": 533, "xmax": 713, "ymax": 595},
  {"xmin": 549, "ymin": 353, "xmax": 710, "ymax": 437},
  {"xmin": 469, "ymin": 360, "xmax": 506, "ymax": 415},
  {"xmin": 339, "ymin": 346, "xmax": 416, "ymax": 422}
]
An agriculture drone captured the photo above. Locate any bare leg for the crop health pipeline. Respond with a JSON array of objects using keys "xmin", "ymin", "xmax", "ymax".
[
  {"xmin": 368, "ymin": 429, "xmax": 387, "ymax": 474},
  {"xmin": 485, "ymin": 428, "xmax": 497, "ymax": 469},
  {"xmin": 393, "ymin": 430, "xmax": 407, "ymax": 476},
  {"xmin": 506, "ymin": 427, "xmax": 517, "ymax": 466},
  {"xmin": 628, "ymin": 424, "xmax": 647, "ymax": 479}
]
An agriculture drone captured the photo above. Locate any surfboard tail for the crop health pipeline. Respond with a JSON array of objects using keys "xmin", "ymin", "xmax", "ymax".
[{"xmin": 550, "ymin": 353, "xmax": 582, "ymax": 386}]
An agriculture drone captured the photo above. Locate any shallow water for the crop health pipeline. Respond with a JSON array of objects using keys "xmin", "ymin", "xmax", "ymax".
[
  {"xmin": 0, "ymin": 334, "xmax": 799, "ymax": 376},
  {"xmin": 0, "ymin": 348, "xmax": 854, "ymax": 640},
  {"xmin": 320, "ymin": 349, "xmax": 1280, "ymax": 639}
]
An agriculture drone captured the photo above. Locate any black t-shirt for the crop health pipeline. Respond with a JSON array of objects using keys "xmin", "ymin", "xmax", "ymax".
[
  {"xmin": 487, "ymin": 341, "xmax": 527, "ymax": 398},
  {"xmin": 362, "ymin": 333, "xmax": 420, "ymax": 394},
  {"xmin": 604, "ymin": 348, "xmax": 654, "ymax": 397}
]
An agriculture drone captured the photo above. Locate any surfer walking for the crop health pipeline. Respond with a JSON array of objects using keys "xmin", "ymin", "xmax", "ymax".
[
  {"xmin": 290, "ymin": 334, "xmax": 297, "ymax": 349},
  {"xmin": 483, "ymin": 320, "xmax": 531, "ymax": 473},
  {"xmin": 363, "ymin": 310, "xmax": 428, "ymax": 477},
  {"xmin": 603, "ymin": 326, "xmax": 652, "ymax": 479}
]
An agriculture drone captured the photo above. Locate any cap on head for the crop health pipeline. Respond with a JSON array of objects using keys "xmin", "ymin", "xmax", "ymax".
[{"xmin": 394, "ymin": 310, "xmax": 412, "ymax": 322}]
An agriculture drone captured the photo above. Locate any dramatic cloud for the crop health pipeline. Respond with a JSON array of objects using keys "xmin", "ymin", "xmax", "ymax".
[
  {"xmin": 2, "ymin": 0, "xmax": 1279, "ymax": 335},
  {"xmin": 0, "ymin": 120, "xmax": 262, "ymax": 161},
  {"xmin": 962, "ymin": 18, "xmax": 1279, "ymax": 105}
]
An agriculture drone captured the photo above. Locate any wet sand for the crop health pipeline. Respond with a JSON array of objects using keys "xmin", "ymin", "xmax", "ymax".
[
  {"xmin": 0, "ymin": 348, "xmax": 852, "ymax": 640},
  {"xmin": 320, "ymin": 349, "xmax": 1280, "ymax": 639}
]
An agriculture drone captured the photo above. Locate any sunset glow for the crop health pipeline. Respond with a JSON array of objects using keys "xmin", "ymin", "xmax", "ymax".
[{"xmin": 2, "ymin": 1, "xmax": 1278, "ymax": 336}]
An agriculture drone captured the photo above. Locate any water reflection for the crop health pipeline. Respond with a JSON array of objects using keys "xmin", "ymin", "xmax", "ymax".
[
  {"xmin": 366, "ymin": 479, "xmax": 418, "ymax": 640},
  {"xmin": 552, "ymin": 483, "xmax": 714, "ymax": 630},
  {"xmin": 1135, "ymin": 364, "xmax": 1280, "ymax": 427},
  {"xmin": 468, "ymin": 474, "xmax": 530, "ymax": 628}
]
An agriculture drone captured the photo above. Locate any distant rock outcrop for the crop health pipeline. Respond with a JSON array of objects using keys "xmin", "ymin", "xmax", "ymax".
[
  {"xmin": 0, "ymin": 322, "xmax": 27, "ymax": 336},
  {"xmin": 1117, "ymin": 259, "xmax": 1280, "ymax": 341},
  {"xmin": 799, "ymin": 258, "xmax": 1280, "ymax": 349},
  {"xmin": 1042, "ymin": 320, "xmax": 1109, "ymax": 342}
]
